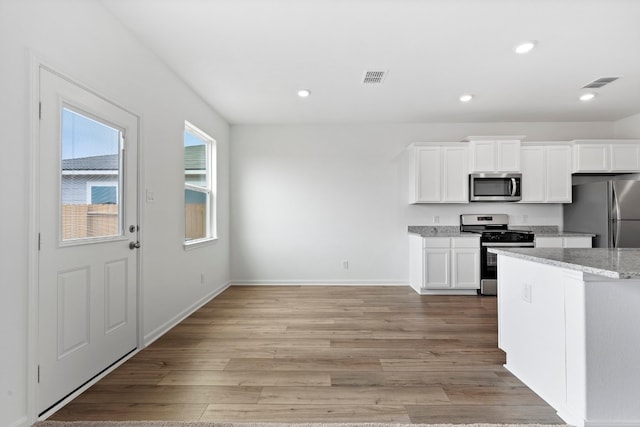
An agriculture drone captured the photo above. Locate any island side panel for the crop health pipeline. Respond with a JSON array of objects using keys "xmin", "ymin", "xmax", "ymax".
[
  {"xmin": 583, "ymin": 276, "xmax": 640, "ymax": 423},
  {"xmin": 561, "ymin": 270, "xmax": 588, "ymax": 426},
  {"xmin": 497, "ymin": 255, "xmax": 567, "ymax": 411}
]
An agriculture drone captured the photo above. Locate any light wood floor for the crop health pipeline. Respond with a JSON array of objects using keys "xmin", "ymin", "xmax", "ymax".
[{"xmin": 50, "ymin": 286, "xmax": 564, "ymax": 424}]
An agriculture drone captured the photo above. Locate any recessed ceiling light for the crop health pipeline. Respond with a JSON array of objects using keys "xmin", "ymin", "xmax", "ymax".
[
  {"xmin": 459, "ymin": 94, "xmax": 473, "ymax": 103},
  {"xmin": 297, "ymin": 89, "xmax": 311, "ymax": 98},
  {"xmin": 579, "ymin": 93, "xmax": 596, "ymax": 102},
  {"xmin": 514, "ymin": 41, "xmax": 537, "ymax": 54}
]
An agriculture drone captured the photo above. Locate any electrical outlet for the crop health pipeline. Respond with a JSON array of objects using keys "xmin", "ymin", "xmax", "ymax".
[
  {"xmin": 433, "ymin": 216, "xmax": 440, "ymax": 224},
  {"xmin": 342, "ymin": 260, "xmax": 349, "ymax": 269},
  {"xmin": 200, "ymin": 273, "xmax": 205, "ymax": 284},
  {"xmin": 522, "ymin": 214, "xmax": 528, "ymax": 224},
  {"xmin": 146, "ymin": 189, "xmax": 155, "ymax": 203}
]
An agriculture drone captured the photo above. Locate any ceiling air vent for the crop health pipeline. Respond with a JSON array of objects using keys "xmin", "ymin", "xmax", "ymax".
[
  {"xmin": 362, "ymin": 70, "xmax": 387, "ymax": 84},
  {"xmin": 582, "ymin": 77, "xmax": 620, "ymax": 89}
]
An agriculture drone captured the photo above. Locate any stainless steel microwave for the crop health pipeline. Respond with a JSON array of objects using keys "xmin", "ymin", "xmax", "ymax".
[{"xmin": 469, "ymin": 173, "xmax": 522, "ymax": 202}]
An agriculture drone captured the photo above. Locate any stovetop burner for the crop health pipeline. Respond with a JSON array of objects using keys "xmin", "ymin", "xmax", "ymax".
[
  {"xmin": 460, "ymin": 214, "xmax": 534, "ymax": 243},
  {"xmin": 480, "ymin": 230, "xmax": 534, "ymax": 243}
]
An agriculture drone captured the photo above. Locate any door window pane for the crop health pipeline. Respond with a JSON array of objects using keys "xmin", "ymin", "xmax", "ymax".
[{"xmin": 61, "ymin": 107, "xmax": 122, "ymax": 241}]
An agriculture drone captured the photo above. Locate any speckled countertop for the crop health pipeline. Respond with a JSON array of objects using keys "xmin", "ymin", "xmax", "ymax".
[
  {"xmin": 488, "ymin": 248, "xmax": 640, "ymax": 279},
  {"xmin": 511, "ymin": 226, "xmax": 595, "ymax": 237},
  {"xmin": 407, "ymin": 226, "xmax": 477, "ymax": 237},
  {"xmin": 408, "ymin": 225, "xmax": 594, "ymax": 238}
]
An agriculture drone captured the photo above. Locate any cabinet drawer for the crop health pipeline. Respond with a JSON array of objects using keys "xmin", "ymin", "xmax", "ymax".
[
  {"xmin": 564, "ymin": 237, "xmax": 592, "ymax": 248},
  {"xmin": 452, "ymin": 237, "xmax": 480, "ymax": 248},
  {"xmin": 423, "ymin": 237, "xmax": 451, "ymax": 248},
  {"xmin": 535, "ymin": 237, "xmax": 563, "ymax": 248}
]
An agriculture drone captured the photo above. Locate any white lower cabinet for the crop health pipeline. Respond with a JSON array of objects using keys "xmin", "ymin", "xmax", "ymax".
[
  {"xmin": 452, "ymin": 247, "xmax": 481, "ymax": 288},
  {"xmin": 409, "ymin": 235, "xmax": 480, "ymax": 294},
  {"xmin": 535, "ymin": 236, "xmax": 592, "ymax": 248}
]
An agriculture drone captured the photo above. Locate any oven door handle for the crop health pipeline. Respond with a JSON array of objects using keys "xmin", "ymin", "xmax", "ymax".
[{"xmin": 481, "ymin": 242, "xmax": 534, "ymax": 247}]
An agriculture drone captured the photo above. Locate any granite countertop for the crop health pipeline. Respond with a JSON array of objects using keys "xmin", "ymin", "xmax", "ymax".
[
  {"xmin": 534, "ymin": 232, "xmax": 596, "ymax": 237},
  {"xmin": 511, "ymin": 226, "xmax": 595, "ymax": 237},
  {"xmin": 408, "ymin": 225, "xmax": 594, "ymax": 238},
  {"xmin": 488, "ymin": 248, "xmax": 640, "ymax": 279},
  {"xmin": 407, "ymin": 226, "xmax": 478, "ymax": 238}
]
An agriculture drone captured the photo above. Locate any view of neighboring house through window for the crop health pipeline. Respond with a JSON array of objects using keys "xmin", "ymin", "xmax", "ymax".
[
  {"xmin": 184, "ymin": 121, "xmax": 216, "ymax": 243},
  {"xmin": 61, "ymin": 107, "xmax": 122, "ymax": 241}
]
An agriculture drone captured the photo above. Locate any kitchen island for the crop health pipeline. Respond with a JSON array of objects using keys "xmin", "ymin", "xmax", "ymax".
[{"xmin": 490, "ymin": 248, "xmax": 640, "ymax": 427}]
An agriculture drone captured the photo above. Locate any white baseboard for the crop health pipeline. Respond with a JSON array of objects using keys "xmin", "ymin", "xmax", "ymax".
[
  {"xmin": 414, "ymin": 288, "xmax": 479, "ymax": 295},
  {"xmin": 231, "ymin": 280, "xmax": 407, "ymax": 286},
  {"xmin": 143, "ymin": 281, "xmax": 231, "ymax": 346}
]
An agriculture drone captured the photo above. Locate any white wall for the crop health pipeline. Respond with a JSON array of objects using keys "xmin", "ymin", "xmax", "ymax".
[
  {"xmin": 614, "ymin": 112, "xmax": 640, "ymax": 138},
  {"xmin": 0, "ymin": 1, "xmax": 230, "ymax": 425},
  {"xmin": 230, "ymin": 122, "xmax": 613, "ymax": 284}
]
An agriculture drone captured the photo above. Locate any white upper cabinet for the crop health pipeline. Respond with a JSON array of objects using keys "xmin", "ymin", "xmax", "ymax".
[
  {"xmin": 610, "ymin": 144, "xmax": 640, "ymax": 171},
  {"xmin": 520, "ymin": 146, "xmax": 545, "ymax": 202},
  {"xmin": 470, "ymin": 141, "xmax": 496, "ymax": 171},
  {"xmin": 497, "ymin": 140, "xmax": 521, "ymax": 172},
  {"xmin": 466, "ymin": 136, "xmax": 524, "ymax": 173},
  {"xmin": 546, "ymin": 146, "xmax": 572, "ymax": 202},
  {"xmin": 520, "ymin": 144, "xmax": 571, "ymax": 203},
  {"xmin": 572, "ymin": 140, "xmax": 640, "ymax": 173},
  {"xmin": 442, "ymin": 146, "xmax": 469, "ymax": 202},
  {"xmin": 413, "ymin": 146, "xmax": 441, "ymax": 202},
  {"xmin": 408, "ymin": 144, "xmax": 468, "ymax": 203}
]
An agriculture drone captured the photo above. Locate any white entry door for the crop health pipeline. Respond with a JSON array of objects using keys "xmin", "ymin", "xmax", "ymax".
[{"xmin": 38, "ymin": 68, "xmax": 139, "ymax": 414}]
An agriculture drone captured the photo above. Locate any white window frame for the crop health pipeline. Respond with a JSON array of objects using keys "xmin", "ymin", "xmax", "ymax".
[{"xmin": 184, "ymin": 120, "xmax": 217, "ymax": 248}]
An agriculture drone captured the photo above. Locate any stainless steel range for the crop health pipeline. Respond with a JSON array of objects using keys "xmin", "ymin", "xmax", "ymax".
[{"xmin": 460, "ymin": 214, "xmax": 534, "ymax": 295}]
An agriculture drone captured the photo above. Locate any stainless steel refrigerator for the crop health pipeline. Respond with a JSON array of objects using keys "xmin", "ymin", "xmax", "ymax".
[{"xmin": 563, "ymin": 180, "xmax": 640, "ymax": 248}]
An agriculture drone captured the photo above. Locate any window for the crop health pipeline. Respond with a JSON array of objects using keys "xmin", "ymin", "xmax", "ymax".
[
  {"xmin": 184, "ymin": 121, "xmax": 216, "ymax": 245},
  {"xmin": 61, "ymin": 107, "xmax": 123, "ymax": 241}
]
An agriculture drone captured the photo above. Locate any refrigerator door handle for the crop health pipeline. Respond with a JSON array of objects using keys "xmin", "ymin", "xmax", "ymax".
[
  {"xmin": 612, "ymin": 220, "xmax": 618, "ymax": 248},
  {"xmin": 611, "ymin": 182, "xmax": 621, "ymax": 222}
]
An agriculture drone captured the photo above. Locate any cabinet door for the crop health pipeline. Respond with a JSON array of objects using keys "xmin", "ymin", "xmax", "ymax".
[
  {"xmin": 442, "ymin": 146, "xmax": 468, "ymax": 202},
  {"xmin": 535, "ymin": 237, "xmax": 563, "ymax": 248},
  {"xmin": 610, "ymin": 144, "xmax": 640, "ymax": 172},
  {"xmin": 574, "ymin": 144, "xmax": 608, "ymax": 172},
  {"xmin": 471, "ymin": 141, "xmax": 495, "ymax": 172},
  {"xmin": 452, "ymin": 248, "xmax": 480, "ymax": 289},
  {"xmin": 423, "ymin": 249, "xmax": 450, "ymax": 289},
  {"xmin": 546, "ymin": 146, "xmax": 572, "ymax": 203},
  {"xmin": 497, "ymin": 140, "xmax": 521, "ymax": 172},
  {"xmin": 415, "ymin": 147, "xmax": 442, "ymax": 202},
  {"xmin": 520, "ymin": 146, "xmax": 545, "ymax": 203}
]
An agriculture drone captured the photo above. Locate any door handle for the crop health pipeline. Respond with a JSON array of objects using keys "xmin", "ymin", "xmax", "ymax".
[
  {"xmin": 129, "ymin": 241, "xmax": 141, "ymax": 250},
  {"xmin": 510, "ymin": 178, "xmax": 517, "ymax": 197}
]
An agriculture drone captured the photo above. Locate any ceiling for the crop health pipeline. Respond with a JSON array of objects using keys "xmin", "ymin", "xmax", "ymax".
[{"xmin": 99, "ymin": 0, "xmax": 640, "ymax": 125}]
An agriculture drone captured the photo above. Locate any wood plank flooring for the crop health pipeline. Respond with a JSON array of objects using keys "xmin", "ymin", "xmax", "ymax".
[{"xmin": 49, "ymin": 286, "xmax": 564, "ymax": 424}]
